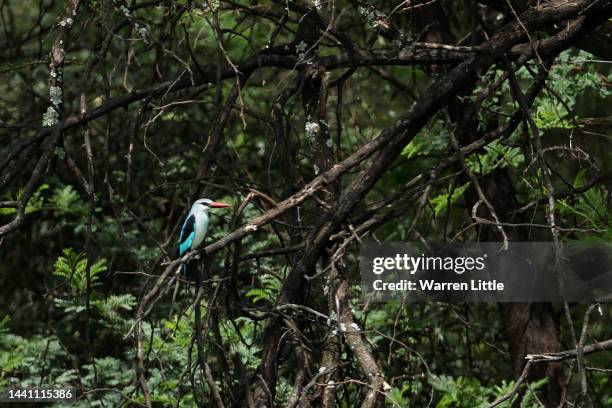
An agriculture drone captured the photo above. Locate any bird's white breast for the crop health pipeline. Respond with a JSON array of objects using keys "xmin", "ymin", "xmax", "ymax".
[{"xmin": 192, "ymin": 210, "xmax": 209, "ymax": 249}]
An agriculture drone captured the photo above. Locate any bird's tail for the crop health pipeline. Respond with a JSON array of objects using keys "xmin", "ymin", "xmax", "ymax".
[{"xmin": 180, "ymin": 262, "xmax": 189, "ymax": 276}]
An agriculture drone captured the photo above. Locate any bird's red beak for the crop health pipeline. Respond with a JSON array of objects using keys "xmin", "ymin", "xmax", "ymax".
[{"xmin": 209, "ymin": 201, "xmax": 230, "ymax": 208}]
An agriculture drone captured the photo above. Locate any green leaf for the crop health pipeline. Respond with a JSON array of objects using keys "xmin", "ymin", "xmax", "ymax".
[
  {"xmin": 0, "ymin": 315, "xmax": 10, "ymax": 332},
  {"xmin": 430, "ymin": 182, "xmax": 469, "ymax": 216},
  {"xmin": 96, "ymin": 294, "xmax": 137, "ymax": 319},
  {"xmin": 53, "ymin": 248, "xmax": 107, "ymax": 293},
  {"xmin": 245, "ymin": 288, "xmax": 269, "ymax": 303},
  {"xmin": 48, "ymin": 184, "xmax": 87, "ymax": 215}
]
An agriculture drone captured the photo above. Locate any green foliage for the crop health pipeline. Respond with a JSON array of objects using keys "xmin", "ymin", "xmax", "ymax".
[
  {"xmin": 48, "ymin": 184, "xmax": 88, "ymax": 216},
  {"xmin": 560, "ymin": 187, "xmax": 606, "ymax": 227},
  {"xmin": 430, "ymin": 182, "xmax": 469, "ymax": 217},
  {"xmin": 96, "ymin": 294, "xmax": 137, "ymax": 321},
  {"xmin": 246, "ymin": 273, "xmax": 281, "ymax": 303},
  {"xmin": 402, "ymin": 118, "xmax": 448, "ymax": 159},
  {"xmin": 26, "ymin": 183, "xmax": 49, "ymax": 214},
  {"xmin": 519, "ymin": 50, "xmax": 609, "ymax": 130},
  {"xmin": 557, "ymin": 171, "xmax": 612, "ymax": 240},
  {"xmin": 519, "ymin": 378, "xmax": 550, "ymax": 407},
  {"xmin": 432, "ymin": 374, "xmax": 493, "ymax": 407},
  {"xmin": 0, "ymin": 183, "xmax": 48, "ymax": 215},
  {"xmin": 0, "ymin": 315, "xmax": 10, "ymax": 332},
  {"xmin": 388, "ymin": 384, "xmax": 410, "ymax": 407},
  {"xmin": 219, "ymin": 316, "xmax": 260, "ymax": 369},
  {"xmin": 0, "ymin": 333, "xmax": 66, "ymax": 388},
  {"xmin": 0, "ymin": 183, "xmax": 88, "ymax": 217},
  {"xmin": 427, "ymin": 375, "xmax": 546, "ymax": 408},
  {"xmin": 466, "ymin": 140, "xmax": 525, "ymax": 174},
  {"xmin": 533, "ymin": 97, "xmax": 574, "ymax": 130},
  {"xmin": 52, "ymin": 248, "xmax": 107, "ymax": 294}
]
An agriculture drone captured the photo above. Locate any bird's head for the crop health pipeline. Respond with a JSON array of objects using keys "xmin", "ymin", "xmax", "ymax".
[{"xmin": 192, "ymin": 198, "xmax": 231, "ymax": 213}]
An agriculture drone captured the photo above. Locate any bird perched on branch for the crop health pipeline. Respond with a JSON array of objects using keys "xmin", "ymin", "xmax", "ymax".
[{"xmin": 178, "ymin": 198, "xmax": 230, "ymax": 276}]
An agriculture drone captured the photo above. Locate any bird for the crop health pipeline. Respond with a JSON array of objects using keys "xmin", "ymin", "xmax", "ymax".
[{"xmin": 178, "ymin": 198, "xmax": 230, "ymax": 276}]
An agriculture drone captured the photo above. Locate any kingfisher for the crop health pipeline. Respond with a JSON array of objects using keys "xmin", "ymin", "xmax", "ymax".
[{"xmin": 178, "ymin": 198, "xmax": 230, "ymax": 275}]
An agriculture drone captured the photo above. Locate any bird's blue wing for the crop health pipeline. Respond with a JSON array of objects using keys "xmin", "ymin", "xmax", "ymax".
[{"xmin": 178, "ymin": 214, "xmax": 196, "ymax": 256}]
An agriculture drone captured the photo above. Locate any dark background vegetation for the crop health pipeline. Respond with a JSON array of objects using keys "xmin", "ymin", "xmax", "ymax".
[{"xmin": 1, "ymin": 0, "xmax": 612, "ymax": 406}]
